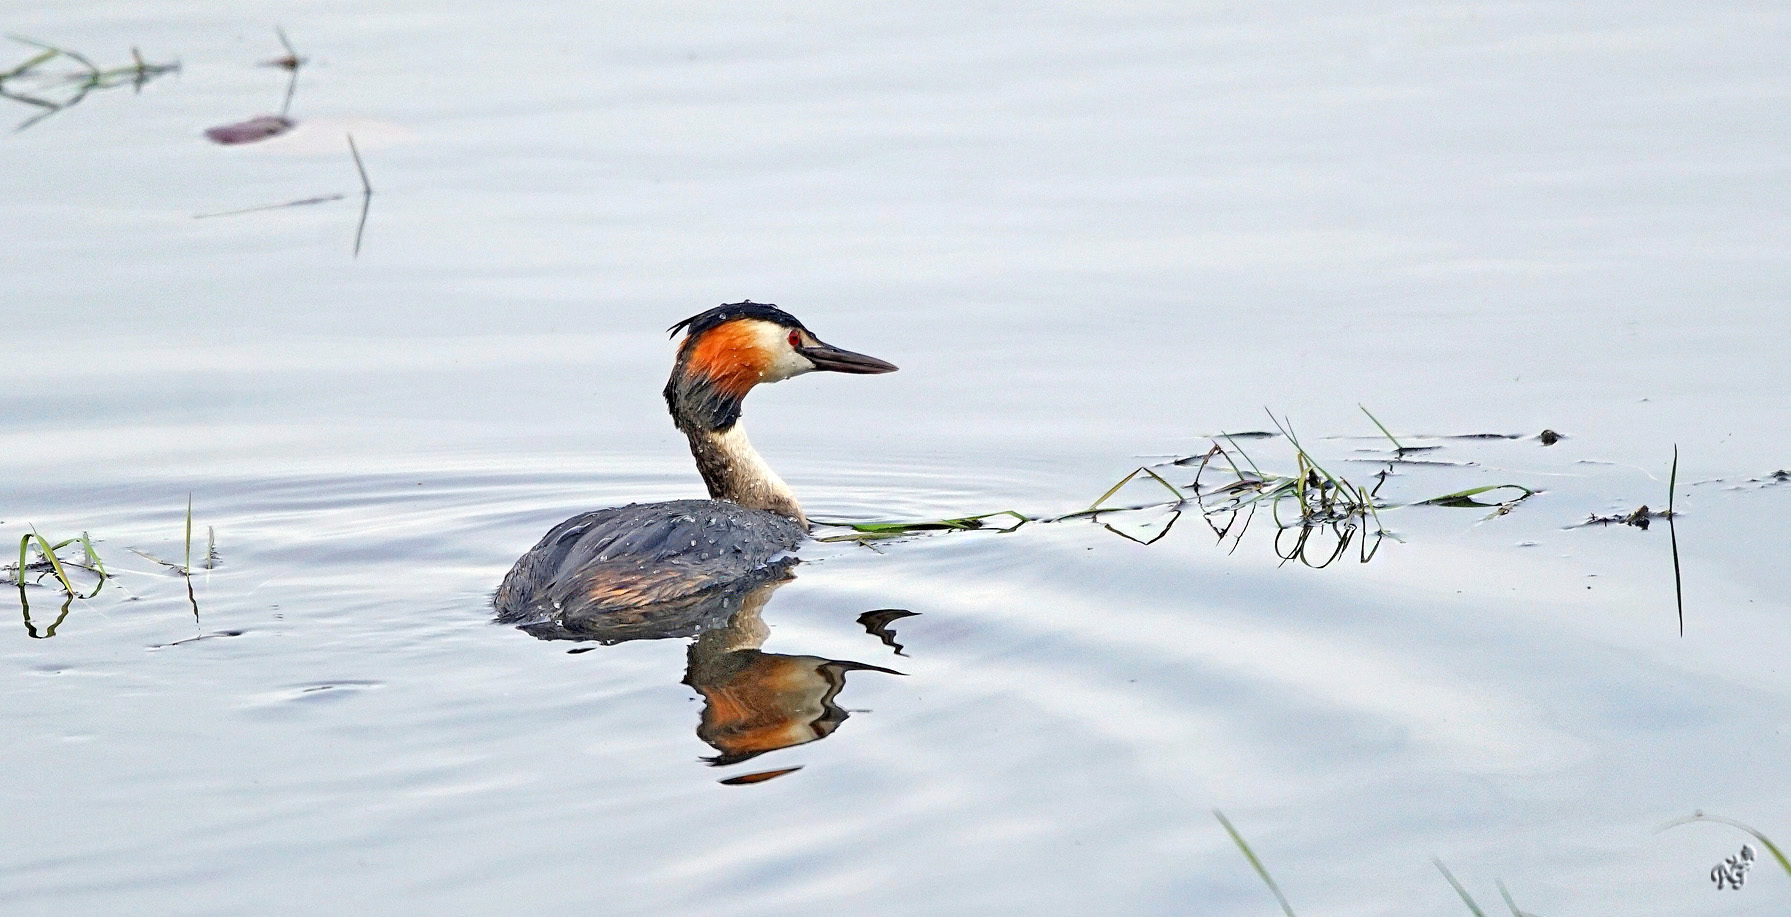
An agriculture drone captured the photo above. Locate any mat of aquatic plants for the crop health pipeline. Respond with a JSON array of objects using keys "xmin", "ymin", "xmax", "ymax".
[{"xmin": 4, "ymin": 3, "xmax": 1789, "ymax": 914}]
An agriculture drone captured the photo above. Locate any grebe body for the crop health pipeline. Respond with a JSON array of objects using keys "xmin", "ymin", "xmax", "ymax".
[{"xmin": 494, "ymin": 302, "xmax": 895, "ymax": 637}]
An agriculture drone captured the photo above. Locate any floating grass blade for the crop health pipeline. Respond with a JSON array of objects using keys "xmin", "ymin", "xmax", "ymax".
[
  {"xmin": 1418, "ymin": 484, "xmax": 1537, "ymax": 508},
  {"xmin": 78, "ymin": 532, "xmax": 106, "ymax": 576},
  {"xmin": 29, "ymin": 532, "xmax": 77, "ymax": 595},
  {"xmin": 1082, "ymin": 466, "xmax": 1185, "ymax": 515},
  {"xmin": 1661, "ymin": 812, "xmax": 1791, "ymax": 879},
  {"xmin": 1214, "ymin": 809, "xmax": 1296, "ymax": 917},
  {"xmin": 815, "ymin": 510, "xmax": 1029, "ymax": 541},
  {"xmin": 275, "ymin": 25, "xmax": 299, "ymax": 61},
  {"xmin": 1495, "ymin": 879, "xmax": 1537, "ymax": 917},
  {"xmin": 1669, "ymin": 445, "xmax": 1683, "ymax": 637},
  {"xmin": 1360, "ymin": 403, "xmax": 1405, "ymax": 452},
  {"xmin": 7, "ymin": 36, "xmax": 98, "ymax": 76},
  {"xmin": 1434, "ymin": 858, "xmax": 1486, "ymax": 916},
  {"xmin": 1, "ymin": 47, "xmax": 58, "ymax": 80},
  {"xmin": 1222, "ymin": 433, "xmax": 1265, "ymax": 476}
]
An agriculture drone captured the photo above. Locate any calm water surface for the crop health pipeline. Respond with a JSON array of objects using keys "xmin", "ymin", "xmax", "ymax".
[{"xmin": 4, "ymin": 2, "xmax": 1790, "ymax": 914}]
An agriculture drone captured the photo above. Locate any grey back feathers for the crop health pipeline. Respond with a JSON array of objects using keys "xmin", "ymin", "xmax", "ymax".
[{"xmin": 494, "ymin": 499, "xmax": 805, "ymax": 642}]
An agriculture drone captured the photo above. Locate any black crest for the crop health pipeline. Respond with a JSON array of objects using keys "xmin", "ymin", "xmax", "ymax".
[{"xmin": 667, "ymin": 301, "xmax": 805, "ymax": 340}]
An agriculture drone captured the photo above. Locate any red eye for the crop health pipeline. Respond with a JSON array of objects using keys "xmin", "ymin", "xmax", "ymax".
[{"xmin": 788, "ymin": 330, "xmax": 802, "ymax": 348}]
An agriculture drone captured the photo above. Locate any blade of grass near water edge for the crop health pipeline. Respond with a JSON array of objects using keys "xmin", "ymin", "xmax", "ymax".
[
  {"xmin": 1433, "ymin": 858, "xmax": 1487, "ymax": 916},
  {"xmin": 1214, "ymin": 809, "xmax": 1296, "ymax": 917}
]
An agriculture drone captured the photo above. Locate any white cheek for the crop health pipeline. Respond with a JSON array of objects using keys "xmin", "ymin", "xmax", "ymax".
[
  {"xmin": 748, "ymin": 322, "xmax": 815, "ymax": 383},
  {"xmin": 763, "ymin": 348, "xmax": 814, "ymax": 382}
]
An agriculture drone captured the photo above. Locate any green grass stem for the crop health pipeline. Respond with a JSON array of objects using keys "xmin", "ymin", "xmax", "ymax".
[
  {"xmin": 1, "ymin": 47, "xmax": 58, "ymax": 80},
  {"xmin": 1222, "ymin": 433, "xmax": 1264, "ymax": 476},
  {"xmin": 1669, "ymin": 445, "xmax": 1683, "ymax": 637},
  {"xmin": 1495, "ymin": 879, "xmax": 1536, "ymax": 917},
  {"xmin": 1433, "ymin": 858, "xmax": 1486, "ymax": 916},
  {"xmin": 1214, "ymin": 809, "xmax": 1296, "ymax": 917},
  {"xmin": 28, "ymin": 531, "xmax": 77, "ymax": 595},
  {"xmin": 79, "ymin": 531, "xmax": 106, "ymax": 576},
  {"xmin": 1083, "ymin": 466, "xmax": 1184, "ymax": 514},
  {"xmin": 1359, "ymin": 404, "xmax": 1405, "ymax": 451},
  {"xmin": 7, "ymin": 36, "xmax": 97, "ymax": 76},
  {"xmin": 1418, "ymin": 484, "xmax": 1537, "ymax": 508}
]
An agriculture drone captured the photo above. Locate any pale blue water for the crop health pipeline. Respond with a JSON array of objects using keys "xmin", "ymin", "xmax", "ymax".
[{"xmin": 4, "ymin": 2, "xmax": 1789, "ymax": 914}]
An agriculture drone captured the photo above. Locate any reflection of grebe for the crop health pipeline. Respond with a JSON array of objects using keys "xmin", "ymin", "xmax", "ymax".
[
  {"xmin": 684, "ymin": 577, "xmax": 899, "ymax": 766},
  {"xmin": 495, "ymin": 302, "xmax": 895, "ymax": 631}
]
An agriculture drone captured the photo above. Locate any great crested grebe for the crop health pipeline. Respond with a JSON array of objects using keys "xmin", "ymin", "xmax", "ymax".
[{"xmin": 494, "ymin": 301, "xmax": 897, "ymax": 635}]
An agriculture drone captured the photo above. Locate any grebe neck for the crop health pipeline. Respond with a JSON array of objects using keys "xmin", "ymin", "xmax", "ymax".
[{"xmin": 686, "ymin": 422, "xmax": 807, "ymax": 527}]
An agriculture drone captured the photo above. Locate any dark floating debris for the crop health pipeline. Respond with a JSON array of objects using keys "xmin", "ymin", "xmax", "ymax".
[
  {"xmin": 0, "ymin": 35, "xmax": 179, "ymax": 131},
  {"xmin": 1539, "ymin": 429, "xmax": 1563, "ymax": 446},
  {"xmin": 204, "ymin": 28, "xmax": 309, "ymax": 145},
  {"xmin": 857, "ymin": 608, "xmax": 919, "ymax": 656},
  {"xmin": 204, "ymin": 114, "xmax": 294, "ymax": 145},
  {"xmin": 1580, "ymin": 505, "xmax": 1671, "ymax": 530}
]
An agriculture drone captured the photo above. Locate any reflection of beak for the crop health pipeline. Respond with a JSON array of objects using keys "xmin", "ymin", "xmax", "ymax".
[{"xmin": 798, "ymin": 340, "xmax": 899, "ymax": 374}]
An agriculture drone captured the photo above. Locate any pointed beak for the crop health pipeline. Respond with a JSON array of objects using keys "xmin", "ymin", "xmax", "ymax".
[{"xmin": 798, "ymin": 340, "xmax": 898, "ymax": 374}]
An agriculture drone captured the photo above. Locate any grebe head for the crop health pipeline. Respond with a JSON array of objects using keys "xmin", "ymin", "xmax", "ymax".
[{"xmin": 664, "ymin": 301, "xmax": 897, "ymax": 433}]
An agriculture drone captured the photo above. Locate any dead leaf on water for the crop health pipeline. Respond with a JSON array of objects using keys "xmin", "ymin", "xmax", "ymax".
[{"xmin": 204, "ymin": 114, "xmax": 294, "ymax": 145}]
